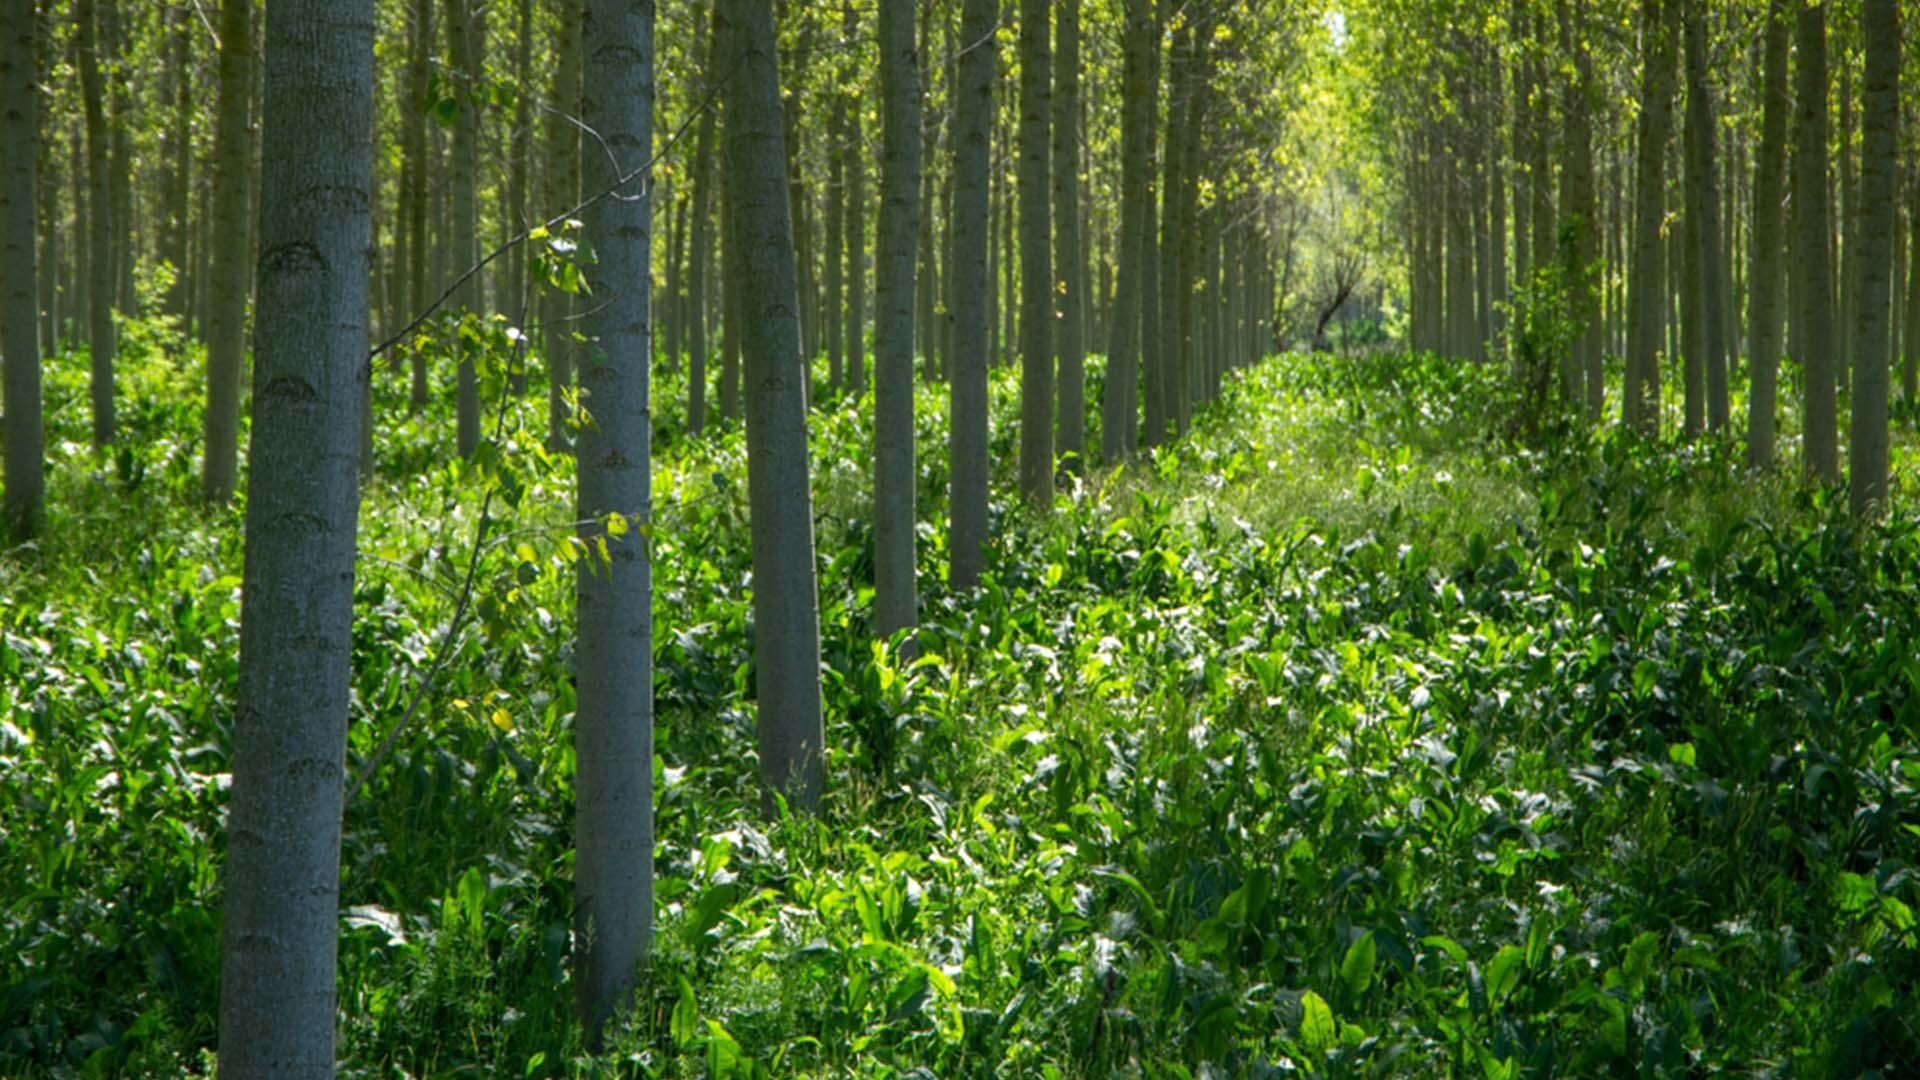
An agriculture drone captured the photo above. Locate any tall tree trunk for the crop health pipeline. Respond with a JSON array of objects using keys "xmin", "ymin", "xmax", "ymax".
[
  {"xmin": 782, "ymin": 9, "xmax": 811, "ymax": 368},
  {"xmin": 845, "ymin": 0, "xmax": 868, "ymax": 397},
  {"xmin": 1490, "ymin": 69, "xmax": 1508, "ymax": 352},
  {"xmin": 1906, "ymin": 161, "xmax": 1920, "ymax": 400},
  {"xmin": 1837, "ymin": 61, "xmax": 1854, "ymax": 385},
  {"xmin": 1794, "ymin": 1, "xmax": 1837, "ymax": 481},
  {"xmin": 215, "ymin": 0, "xmax": 371, "ymax": 1072},
  {"xmin": 724, "ymin": 0, "xmax": 826, "ymax": 812},
  {"xmin": 505, "ymin": 0, "xmax": 532, "ymax": 329},
  {"xmin": 34, "ymin": 3, "xmax": 55, "ymax": 353},
  {"xmin": 573, "ymin": 0, "xmax": 654, "ymax": 1045},
  {"xmin": 687, "ymin": 1, "xmax": 719, "ymax": 432},
  {"xmin": 1445, "ymin": 136, "xmax": 1474, "ymax": 361},
  {"xmin": 1625, "ymin": 0, "xmax": 1676, "ymax": 433},
  {"xmin": 1683, "ymin": 3, "xmax": 1728, "ymax": 433},
  {"xmin": 1527, "ymin": 19, "xmax": 1555, "ymax": 316},
  {"xmin": 873, "ymin": 0, "xmax": 921, "ymax": 640},
  {"xmin": 1745, "ymin": 0, "xmax": 1790, "ymax": 467},
  {"xmin": 406, "ymin": 0, "xmax": 432, "ymax": 410},
  {"xmin": 75, "ymin": 0, "xmax": 113, "ymax": 445},
  {"xmin": 1137, "ymin": 16, "xmax": 1164, "ymax": 446},
  {"xmin": 202, "ymin": 0, "xmax": 252, "ymax": 500},
  {"xmin": 1848, "ymin": 0, "xmax": 1899, "ymax": 515},
  {"xmin": 721, "ymin": 161, "xmax": 744, "ymax": 419},
  {"xmin": 1051, "ymin": 0, "xmax": 1083, "ymax": 468},
  {"xmin": 1558, "ymin": 1, "xmax": 1598, "ymax": 413},
  {"xmin": 1172, "ymin": 48, "xmax": 1210, "ymax": 426},
  {"xmin": 1157, "ymin": 22, "xmax": 1190, "ymax": 438},
  {"xmin": 915, "ymin": 0, "xmax": 938, "ymax": 383},
  {"xmin": 1016, "ymin": 0, "xmax": 1051, "ymax": 505},
  {"xmin": 1102, "ymin": 0, "xmax": 1151, "ymax": 463},
  {"xmin": 542, "ymin": 0, "xmax": 582, "ymax": 448},
  {"xmin": 447, "ymin": 0, "xmax": 481, "ymax": 457},
  {"xmin": 947, "ymin": 0, "xmax": 994, "ymax": 589},
  {"xmin": 161, "ymin": 6, "xmax": 193, "ymax": 319},
  {"xmin": 824, "ymin": 93, "xmax": 845, "ymax": 390},
  {"xmin": 2, "ymin": 0, "xmax": 41, "ymax": 540},
  {"xmin": 667, "ymin": 192, "xmax": 688, "ymax": 370},
  {"xmin": 1510, "ymin": 4, "xmax": 1531, "ymax": 294},
  {"xmin": 100, "ymin": 0, "xmax": 129, "ymax": 315}
]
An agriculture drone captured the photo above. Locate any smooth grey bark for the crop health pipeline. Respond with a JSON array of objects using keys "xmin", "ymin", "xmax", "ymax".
[
  {"xmin": 1793, "ymin": 0, "xmax": 1836, "ymax": 482},
  {"xmin": 447, "ymin": 0, "xmax": 481, "ymax": 457},
  {"xmin": 74, "ymin": 0, "xmax": 112, "ymax": 445},
  {"xmin": 1171, "ymin": 24, "xmax": 1211, "ymax": 421},
  {"xmin": 1526, "ymin": 31, "xmax": 1554, "ymax": 307},
  {"xmin": 1625, "ymin": 0, "xmax": 1675, "ymax": 433},
  {"xmin": 844, "ymin": 15, "xmax": 868, "ymax": 400},
  {"xmin": 1138, "ymin": 153, "xmax": 1161, "ymax": 447},
  {"xmin": 1848, "ymin": 0, "xmax": 1898, "ymax": 516},
  {"xmin": 34, "ymin": 8, "xmax": 54, "ymax": 353},
  {"xmin": 1016, "ymin": 0, "xmax": 1051, "ymax": 505},
  {"xmin": 667, "ymin": 191, "xmax": 688, "ymax": 370},
  {"xmin": 2, "ymin": 0, "xmax": 41, "ymax": 540},
  {"xmin": 214, "ymin": 0, "xmax": 371, "ymax": 1072},
  {"xmin": 160, "ymin": 6, "xmax": 192, "ymax": 319},
  {"xmin": 824, "ymin": 96, "xmax": 845, "ymax": 389},
  {"xmin": 504, "ymin": 0, "xmax": 533, "ymax": 331},
  {"xmin": 1101, "ymin": 0, "xmax": 1151, "ymax": 464},
  {"xmin": 1557, "ymin": 0, "xmax": 1598, "ymax": 413},
  {"xmin": 687, "ymin": 1, "xmax": 719, "ymax": 432},
  {"xmin": 405, "ymin": 0, "xmax": 432, "ymax": 409},
  {"xmin": 915, "ymin": 0, "xmax": 939, "ymax": 383},
  {"xmin": 947, "ymin": 0, "xmax": 994, "ymax": 589},
  {"xmin": 1907, "ymin": 160, "xmax": 1920, "ymax": 400},
  {"xmin": 1445, "ymin": 136, "xmax": 1474, "ymax": 361},
  {"xmin": 723, "ymin": 0, "xmax": 826, "ymax": 812},
  {"xmin": 781, "ymin": 7, "xmax": 811, "ymax": 368},
  {"xmin": 1051, "ymin": 0, "xmax": 1083, "ymax": 468},
  {"xmin": 1683, "ymin": 3, "xmax": 1728, "ymax": 433},
  {"xmin": 543, "ymin": 0, "xmax": 582, "ymax": 448},
  {"xmin": 1745, "ymin": 0, "xmax": 1790, "ymax": 468},
  {"xmin": 873, "ymin": 0, "xmax": 921, "ymax": 640},
  {"xmin": 1158, "ymin": 22, "xmax": 1192, "ymax": 433},
  {"xmin": 1837, "ymin": 63, "xmax": 1854, "ymax": 386},
  {"xmin": 203, "ymin": 0, "xmax": 253, "ymax": 502},
  {"xmin": 720, "ymin": 166, "xmax": 744, "ymax": 419},
  {"xmin": 100, "ymin": 0, "xmax": 128, "ymax": 315},
  {"xmin": 573, "ymin": 0, "xmax": 654, "ymax": 1045}
]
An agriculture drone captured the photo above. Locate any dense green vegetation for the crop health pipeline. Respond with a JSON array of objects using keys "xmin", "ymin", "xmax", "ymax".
[{"xmin": 6, "ymin": 326, "xmax": 1918, "ymax": 1077}]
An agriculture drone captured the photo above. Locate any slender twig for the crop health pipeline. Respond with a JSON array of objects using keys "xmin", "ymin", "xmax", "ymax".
[
  {"xmin": 369, "ymin": 78, "xmax": 722, "ymax": 368},
  {"xmin": 344, "ymin": 342, "xmax": 525, "ymax": 807}
]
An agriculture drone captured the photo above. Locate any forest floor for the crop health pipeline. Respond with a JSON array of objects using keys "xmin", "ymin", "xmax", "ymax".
[{"xmin": 3, "ymin": 327, "xmax": 1919, "ymax": 1077}]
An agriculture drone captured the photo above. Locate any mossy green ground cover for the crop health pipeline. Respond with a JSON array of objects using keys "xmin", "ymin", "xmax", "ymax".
[{"xmin": 3, "ymin": 332, "xmax": 1918, "ymax": 1076}]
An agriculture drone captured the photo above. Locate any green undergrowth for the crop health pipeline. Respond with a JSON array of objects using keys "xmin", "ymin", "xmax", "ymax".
[{"xmin": 3, "ymin": 328, "xmax": 1919, "ymax": 1077}]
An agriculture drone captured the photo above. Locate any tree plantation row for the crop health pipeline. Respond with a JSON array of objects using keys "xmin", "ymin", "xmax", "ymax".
[
  {"xmin": 1359, "ymin": 0, "xmax": 1915, "ymax": 511},
  {"xmin": 0, "ymin": 0, "xmax": 1312, "ymax": 1072},
  {"xmin": 1, "ymin": 0, "xmax": 1918, "ymax": 1076}
]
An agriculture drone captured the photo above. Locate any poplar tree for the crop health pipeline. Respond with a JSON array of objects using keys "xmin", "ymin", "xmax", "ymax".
[
  {"xmin": 1848, "ymin": 0, "xmax": 1900, "ymax": 515},
  {"xmin": 1016, "ymin": 0, "xmax": 1052, "ymax": 507},
  {"xmin": 216, "ymin": 0, "xmax": 372, "ymax": 1071},
  {"xmin": 947, "ymin": 0, "xmax": 995, "ymax": 589},
  {"xmin": 1793, "ymin": 0, "xmax": 1837, "ymax": 482},
  {"xmin": 873, "ymin": 0, "xmax": 922, "ymax": 640},
  {"xmin": 725, "ymin": 0, "xmax": 827, "ymax": 811},
  {"xmin": 1, "ymin": 0, "xmax": 41, "ymax": 540},
  {"xmin": 202, "ymin": 0, "xmax": 253, "ymax": 502},
  {"xmin": 572, "ymin": 0, "xmax": 656, "ymax": 1044},
  {"xmin": 1745, "ymin": 0, "xmax": 1791, "ymax": 468}
]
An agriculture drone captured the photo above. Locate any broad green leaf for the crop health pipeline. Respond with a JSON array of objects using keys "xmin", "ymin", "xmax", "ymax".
[
  {"xmin": 1299, "ymin": 990, "xmax": 1336, "ymax": 1056},
  {"xmin": 1340, "ymin": 931, "xmax": 1377, "ymax": 998}
]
